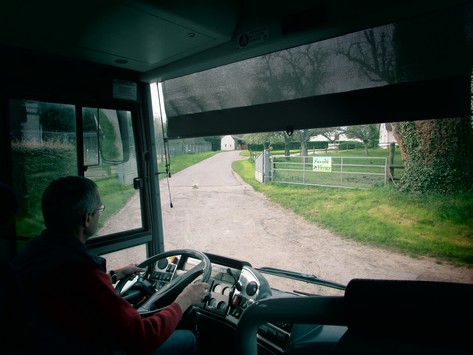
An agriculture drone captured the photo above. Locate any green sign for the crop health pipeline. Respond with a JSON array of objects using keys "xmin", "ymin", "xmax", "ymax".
[{"xmin": 313, "ymin": 157, "xmax": 332, "ymax": 172}]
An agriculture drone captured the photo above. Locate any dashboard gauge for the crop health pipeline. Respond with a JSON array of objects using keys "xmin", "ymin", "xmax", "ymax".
[
  {"xmin": 207, "ymin": 298, "xmax": 217, "ymax": 308},
  {"xmin": 218, "ymin": 301, "xmax": 226, "ymax": 311},
  {"xmin": 223, "ymin": 287, "xmax": 232, "ymax": 296},
  {"xmin": 213, "ymin": 284, "xmax": 223, "ymax": 294},
  {"xmin": 246, "ymin": 281, "xmax": 258, "ymax": 296}
]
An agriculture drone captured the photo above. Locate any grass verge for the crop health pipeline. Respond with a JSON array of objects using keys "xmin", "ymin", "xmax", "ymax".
[{"xmin": 233, "ymin": 154, "xmax": 473, "ymax": 266}]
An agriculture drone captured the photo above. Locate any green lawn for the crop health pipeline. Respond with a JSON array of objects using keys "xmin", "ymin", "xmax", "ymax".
[{"xmin": 158, "ymin": 151, "xmax": 219, "ymax": 178}]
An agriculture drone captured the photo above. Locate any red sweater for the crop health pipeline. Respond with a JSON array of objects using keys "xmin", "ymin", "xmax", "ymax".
[
  {"xmin": 13, "ymin": 230, "xmax": 184, "ymax": 354},
  {"xmin": 43, "ymin": 265, "xmax": 183, "ymax": 354}
]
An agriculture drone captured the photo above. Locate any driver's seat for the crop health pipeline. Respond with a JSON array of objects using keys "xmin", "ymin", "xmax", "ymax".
[
  {"xmin": 332, "ymin": 279, "xmax": 473, "ymax": 354},
  {"xmin": 0, "ymin": 260, "xmax": 30, "ymax": 354},
  {"xmin": 1, "ymin": 260, "xmax": 106, "ymax": 354}
]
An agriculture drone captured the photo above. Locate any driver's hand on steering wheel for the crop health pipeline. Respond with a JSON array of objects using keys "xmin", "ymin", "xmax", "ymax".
[
  {"xmin": 113, "ymin": 264, "xmax": 146, "ymax": 281},
  {"xmin": 174, "ymin": 282, "xmax": 210, "ymax": 313}
]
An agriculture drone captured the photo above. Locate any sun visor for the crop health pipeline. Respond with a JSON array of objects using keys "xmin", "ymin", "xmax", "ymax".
[
  {"xmin": 166, "ymin": 76, "xmax": 471, "ymax": 138},
  {"xmin": 164, "ymin": 3, "xmax": 473, "ymax": 139}
]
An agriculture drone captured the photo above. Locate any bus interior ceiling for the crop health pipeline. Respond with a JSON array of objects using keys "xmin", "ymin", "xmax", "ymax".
[{"xmin": 0, "ymin": 0, "xmax": 469, "ymax": 80}]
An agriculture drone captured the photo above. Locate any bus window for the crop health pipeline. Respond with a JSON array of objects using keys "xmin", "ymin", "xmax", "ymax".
[
  {"xmin": 9, "ymin": 100, "xmax": 144, "ymax": 241},
  {"xmin": 82, "ymin": 108, "xmax": 143, "ymax": 237},
  {"xmin": 100, "ymin": 245, "xmax": 147, "ymax": 272},
  {"xmin": 10, "ymin": 99, "xmax": 77, "ymax": 239}
]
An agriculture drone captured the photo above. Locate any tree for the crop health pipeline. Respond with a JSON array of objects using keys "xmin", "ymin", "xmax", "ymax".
[
  {"xmin": 393, "ymin": 119, "xmax": 473, "ymax": 194},
  {"xmin": 280, "ymin": 132, "xmax": 294, "ymax": 157},
  {"xmin": 317, "ymin": 127, "xmax": 344, "ymax": 145},
  {"xmin": 242, "ymin": 132, "xmax": 282, "ymax": 150},
  {"xmin": 337, "ymin": 24, "xmax": 473, "ymax": 194},
  {"xmin": 344, "ymin": 124, "xmax": 380, "ymax": 155},
  {"xmin": 203, "ymin": 136, "xmax": 222, "ymax": 151},
  {"xmin": 391, "ymin": 11, "xmax": 473, "ymax": 194},
  {"xmin": 293, "ymin": 129, "xmax": 315, "ymax": 157},
  {"xmin": 251, "ymin": 43, "xmax": 330, "ymax": 158}
]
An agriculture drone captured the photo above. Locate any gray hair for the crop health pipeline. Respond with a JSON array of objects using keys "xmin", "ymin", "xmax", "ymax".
[{"xmin": 42, "ymin": 176, "xmax": 101, "ymax": 231}]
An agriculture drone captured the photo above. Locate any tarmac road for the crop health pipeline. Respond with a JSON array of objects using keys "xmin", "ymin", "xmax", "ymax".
[{"xmin": 103, "ymin": 150, "xmax": 472, "ymax": 286}]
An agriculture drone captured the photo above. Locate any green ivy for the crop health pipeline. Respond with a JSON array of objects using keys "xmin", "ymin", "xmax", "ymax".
[{"xmin": 396, "ymin": 118, "xmax": 473, "ymax": 195}]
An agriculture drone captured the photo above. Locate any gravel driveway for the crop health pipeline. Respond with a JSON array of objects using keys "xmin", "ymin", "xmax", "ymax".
[{"xmin": 103, "ymin": 150, "xmax": 472, "ymax": 286}]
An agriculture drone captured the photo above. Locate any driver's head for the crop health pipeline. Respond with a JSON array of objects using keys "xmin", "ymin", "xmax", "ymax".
[{"xmin": 42, "ymin": 176, "xmax": 102, "ymax": 234}]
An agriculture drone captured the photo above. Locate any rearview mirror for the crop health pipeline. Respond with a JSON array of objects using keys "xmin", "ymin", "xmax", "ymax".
[{"xmin": 83, "ymin": 108, "xmax": 131, "ymax": 166}]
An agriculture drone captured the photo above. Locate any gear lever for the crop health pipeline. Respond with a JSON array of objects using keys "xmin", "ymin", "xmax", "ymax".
[{"xmin": 226, "ymin": 268, "xmax": 242, "ymax": 291}]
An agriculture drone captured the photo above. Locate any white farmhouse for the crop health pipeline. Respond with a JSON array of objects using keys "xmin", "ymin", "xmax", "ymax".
[{"xmin": 221, "ymin": 135, "xmax": 237, "ymax": 150}]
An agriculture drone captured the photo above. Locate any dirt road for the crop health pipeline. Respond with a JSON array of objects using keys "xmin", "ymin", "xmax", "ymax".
[{"xmin": 156, "ymin": 151, "xmax": 472, "ymax": 286}]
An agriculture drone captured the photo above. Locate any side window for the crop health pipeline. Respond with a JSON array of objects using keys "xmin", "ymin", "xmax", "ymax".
[
  {"xmin": 9, "ymin": 100, "xmax": 143, "ymax": 241},
  {"xmin": 10, "ymin": 99, "xmax": 77, "ymax": 238}
]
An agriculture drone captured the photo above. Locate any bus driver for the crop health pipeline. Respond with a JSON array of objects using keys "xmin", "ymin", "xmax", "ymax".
[{"xmin": 13, "ymin": 176, "xmax": 209, "ymax": 355}]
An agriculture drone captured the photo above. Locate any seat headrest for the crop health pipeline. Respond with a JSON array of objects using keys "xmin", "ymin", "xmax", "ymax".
[{"xmin": 344, "ymin": 279, "xmax": 473, "ymax": 349}]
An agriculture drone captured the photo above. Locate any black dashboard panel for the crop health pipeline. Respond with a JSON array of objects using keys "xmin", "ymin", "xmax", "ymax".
[
  {"xmin": 200, "ymin": 262, "xmax": 238, "ymax": 317},
  {"xmin": 192, "ymin": 253, "xmax": 346, "ymax": 355},
  {"xmin": 192, "ymin": 257, "xmax": 269, "ymax": 322}
]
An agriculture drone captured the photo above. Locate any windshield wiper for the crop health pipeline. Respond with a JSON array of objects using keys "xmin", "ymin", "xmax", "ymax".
[{"xmin": 256, "ymin": 267, "xmax": 346, "ymax": 291}]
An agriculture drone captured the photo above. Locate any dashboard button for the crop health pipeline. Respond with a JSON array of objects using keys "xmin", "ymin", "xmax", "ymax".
[{"xmin": 232, "ymin": 294, "xmax": 242, "ymax": 306}]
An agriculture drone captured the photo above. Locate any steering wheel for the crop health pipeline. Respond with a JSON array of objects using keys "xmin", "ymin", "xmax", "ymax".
[{"xmin": 115, "ymin": 249, "xmax": 211, "ymax": 315}]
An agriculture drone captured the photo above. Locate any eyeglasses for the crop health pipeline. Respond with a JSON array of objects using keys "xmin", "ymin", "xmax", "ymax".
[{"xmin": 96, "ymin": 204, "xmax": 105, "ymax": 212}]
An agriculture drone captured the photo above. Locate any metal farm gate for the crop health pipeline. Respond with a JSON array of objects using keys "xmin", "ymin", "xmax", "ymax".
[{"xmin": 270, "ymin": 154, "xmax": 388, "ymax": 189}]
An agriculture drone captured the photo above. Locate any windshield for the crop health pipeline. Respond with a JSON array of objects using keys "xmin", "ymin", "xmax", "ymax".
[{"xmin": 152, "ymin": 134, "xmax": 471, "ymax": 290}]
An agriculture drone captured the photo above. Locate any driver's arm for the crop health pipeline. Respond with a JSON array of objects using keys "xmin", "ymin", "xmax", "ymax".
[{"xmin": 109, "ymin": 264, "xmax": 145, "ymax": 283}]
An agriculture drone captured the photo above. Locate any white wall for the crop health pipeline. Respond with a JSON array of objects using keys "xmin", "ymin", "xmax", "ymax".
[{"xmin": 221, "ymin": 135, "xmax": 235, "ymax": 150}]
